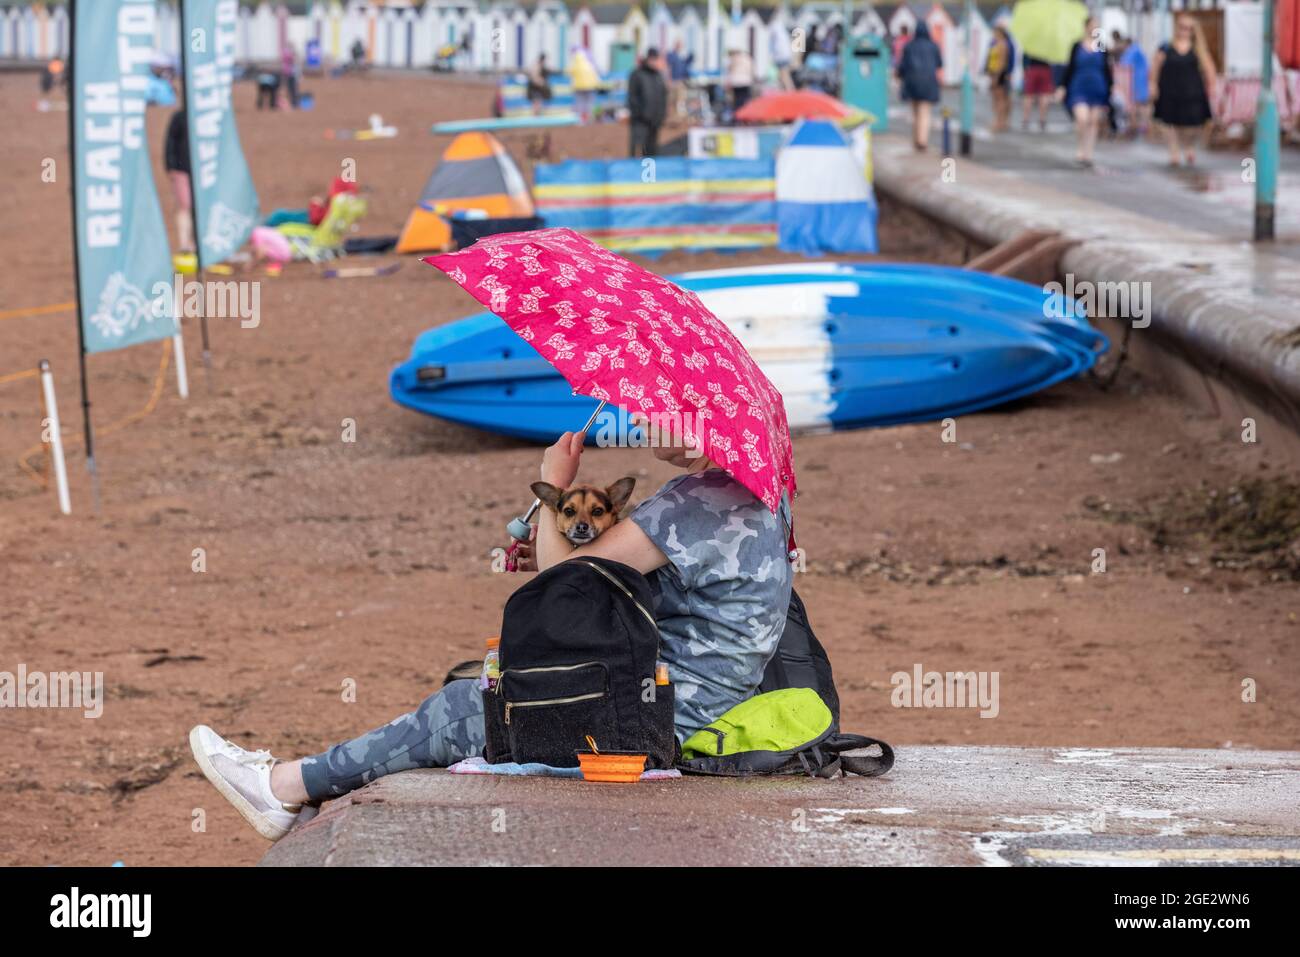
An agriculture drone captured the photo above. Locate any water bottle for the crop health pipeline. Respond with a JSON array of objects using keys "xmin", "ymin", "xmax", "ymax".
[{"xmin": 480, "ymin": 636, "xmax": 501, "ymax": 691}]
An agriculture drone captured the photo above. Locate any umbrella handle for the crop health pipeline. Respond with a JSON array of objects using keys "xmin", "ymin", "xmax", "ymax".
[{"xmin": 506, "ymin": 399, "xmax": 609, "ymax": 543}]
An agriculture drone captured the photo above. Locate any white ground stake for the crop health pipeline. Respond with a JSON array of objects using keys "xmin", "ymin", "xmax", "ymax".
[
  {"xmin": 172, "ymin": 330, "xmax": 189, "ymax": 399},
  {"xmin": 39, "ymin": 359, "xmax": 71, "ymax": 515}
]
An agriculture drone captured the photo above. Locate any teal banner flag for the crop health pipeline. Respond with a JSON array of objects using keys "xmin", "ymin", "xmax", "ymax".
[
  {"xmin": 183, "ymin": 0, "xmax": 259, "ymax": 266},
  {"xmin": 71, "ymin": 0, "xmax": 178, "ymax": 355}
]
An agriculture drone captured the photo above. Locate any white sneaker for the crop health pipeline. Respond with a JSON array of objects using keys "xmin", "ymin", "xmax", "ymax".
[{"xmin": 189, "ymin": 725, "xmax": 304, "ymax": 841}]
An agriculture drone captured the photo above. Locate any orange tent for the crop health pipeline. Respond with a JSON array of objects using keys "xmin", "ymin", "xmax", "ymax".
[{"xmin": 395, "ymin": 132, "xmax": 535, "ymax": 254}]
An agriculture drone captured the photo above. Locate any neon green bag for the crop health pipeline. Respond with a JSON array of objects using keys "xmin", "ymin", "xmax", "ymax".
[{"xmin": 679, "ymin": 687, "xmax": 893, "ymax": 778}]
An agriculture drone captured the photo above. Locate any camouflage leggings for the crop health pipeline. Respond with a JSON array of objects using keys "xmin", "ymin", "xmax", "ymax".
[{"xmin": 299, "ymin": 678, "xmax": 486, "ymax": 802}]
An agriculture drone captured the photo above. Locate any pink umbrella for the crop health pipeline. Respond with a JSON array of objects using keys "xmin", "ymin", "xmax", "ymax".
[{"xmin": 423, "ymin": 228, "xmax": 796, "ymax": 517}]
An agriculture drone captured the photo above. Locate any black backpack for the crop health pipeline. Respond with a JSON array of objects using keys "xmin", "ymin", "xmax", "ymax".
[
  {"xmin": 482, "ymin": 557, "xmax": 677, "ymax": 769},
  {"xmin": 480, "ymin": 559, "xmax": 893, "ymax": 778}
]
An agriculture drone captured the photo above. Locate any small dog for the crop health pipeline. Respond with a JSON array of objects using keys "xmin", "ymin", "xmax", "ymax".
[{"xmin": 530, "ymin": 477, "xmax": 636, "ymax": 545}]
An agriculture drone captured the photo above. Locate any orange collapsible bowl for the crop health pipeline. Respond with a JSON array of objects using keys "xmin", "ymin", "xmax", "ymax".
[{"xmin": 575, "ymin": 751, "xmax": 647, "ymax": 783}]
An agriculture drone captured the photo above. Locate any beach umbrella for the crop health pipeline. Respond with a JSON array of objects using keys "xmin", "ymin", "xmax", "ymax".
[
  {"xmin": 1008, "ymin": 0, "xmax": 1088, "ymax": 66},
  {"xmin": 423, "ymin": 228, "xmax": 797, "ymax": 517},
  {"xmin": 735, "ymin": 89, "xmax": 860, "ymax": 124}
]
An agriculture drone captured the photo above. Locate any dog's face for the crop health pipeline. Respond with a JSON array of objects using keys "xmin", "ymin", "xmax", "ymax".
[{"xmin": 530, "ymin": 477, "xmax": 636, "ymax": 545}]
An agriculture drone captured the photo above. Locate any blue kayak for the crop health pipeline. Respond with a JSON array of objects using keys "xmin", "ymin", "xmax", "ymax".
[{"xmin": 389, "ymin": 263, "xmax": 1107, "ymax": 441}]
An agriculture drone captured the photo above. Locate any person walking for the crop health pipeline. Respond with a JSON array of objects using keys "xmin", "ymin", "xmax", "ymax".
[
  {"xmin": 280, "ymin": 42, "xmax": 299, "ymax": 109},
  {"xmin": 891, "ymin": 25, "xmax": 910, "ymax": 67},
  {"xmin": 1117, "ymin": 32, "xmax": 1151, "ymax": 138},
  {"xmin": 1057, "ymin": 18, "xmax": 1112, "ymax": 168},
  {"xmin": 568, "ymin": 45, "xmax": 600, "ymax": 123},
  {"xmin": 896, "ymin": 20, "xmax": 942, "ymax": 151},
  {"xmin": 725, "ymin": 47, "xmax": 756, "ymax": 115},
  {"xmin": 1151, "ymin": 15, "xmax": 1216, "ymax": 167},
  {"xmin": 163, "ymin": 107, "xmax": 195, "ymax": 255},
  {"xmin": 527, "ymin": 53, "xmax": 552, "ymax": 114},
  {"xmin": 666, "ymin": 40, "xmax": 694, "ymax": 116},
  {"xmin": 1021, "ymin": 52, "xmax": 1056, "ymax": 131},
  {"xmin": 628, "ymin": 47, "xmax": 669, "ymax": 158},
  {"xmin": 985, "ymin": 25, "xmax": 1015, "ymax": 133}
]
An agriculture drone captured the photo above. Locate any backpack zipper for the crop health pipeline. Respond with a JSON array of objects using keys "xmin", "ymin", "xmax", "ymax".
[
  {"xmin": 504, "ymin": 690, "xmax": 604, "ymax": 725},
  {"xmin": 574, "ymin": 559, "xmax": 658, "ymax": 632},
  {"xmin": 494, "ymin": 660, "xmax": 604, "ymax": 696}
]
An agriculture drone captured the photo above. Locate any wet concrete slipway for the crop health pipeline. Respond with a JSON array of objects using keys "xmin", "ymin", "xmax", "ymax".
[{"xmin": 261, "ymin": 747, "xmax": 1300, "ymax": 866}]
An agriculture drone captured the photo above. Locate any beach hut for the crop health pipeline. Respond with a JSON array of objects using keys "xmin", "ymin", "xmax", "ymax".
[
  {"xmin": 307, "ymin": 2, "xmax": 334, "ymax": 64},
  {"xmin": 765, "ymin": 5, "xmax": 795, "ymax": 67},
  {"xmin": 572, "ymin": 4, "xmax": 596, "ymax": 51},
  {"xmin": 0, "ymin": 9, "xmax": 13, "ymax": 60},
  {"xmin": 678, "ymin": 5, "xmax": 707, "ymax": 68},
  {"xmin": 505, "ymin": 4, "xmax": 531, "ymax": 70},
  {"xmin": 649, "ymin": 1, "xmax": 675, "ymax": 53},
  {"xmin": 526, "ymin": 1, "xmax": 571, "ymax": 69},
  {"xmin": 572, "ymin": 4, "xmax": 626, "ymax": 73},
  {"xmin": 886, "ymin": 3, "xmax": 919, "ymax": 41},
  {"xmin": 49, "ymin": 2, "xmax": 69, "ymax": 58},
  {"xmin": 365, "ymin": 3, "xmax": 387, "ymax": 67},
  {"xmin": 149, "ymin": 1, "xmax": 174, "ymax": 59},
  {"xmin": 466, "ymin": 4, "xmax": 495, "ymax": 71},
  {"xmin": 792, "ymin": 2, "xmax": 847, "ymax": 56},
  {"xmin": 247, "ymin": 1, "xmax": 279, "ymax": 63},
  {"xmin": 790, "ymin": 4, "xmax": 818, "ymax": 56},
  {"xmin": 25, "ymin": 3, "xmax": 45, "ymax": 60},
  {"xmin": 338, "ymin": 0, "xmax": 369, "ymax": 64},
  {"xmin": 738, "ymin": 7, "xmax": 766, "ymax": 70},
  {"xmin": 573, "ymin": 5, "xmax": 615, "ymax": 69},
  {"xmin": 426, "ymin": 2, "xmax": 473, "ymax": 65},
  {"xmin": 855, "ymin": 6, "xmax": 889, "ymax": 37},
  {"xmin": 385, "ymin": 2, "xmax": 424, "ymax": 69},
  {"xmin": 620, "ymin": 4, "xmax": 650, "ymax": 55},
  {"xmin": 962, "ymin": 4, "xmax": 995, "ymax": 83},
  {"xmin": 925, "ymin": 3, "xmax": 958, "ymax": 84},
  {"xmin": 410, "ymin": 1, "xmax": 439, "ymax": 67},
  {"xmin": 480, "ymin": 6, "xmax": 504, "ymax": 71}
]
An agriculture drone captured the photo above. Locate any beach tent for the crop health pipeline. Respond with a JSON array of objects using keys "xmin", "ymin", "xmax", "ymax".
[
  {"xmin": 395, "ymin": 132, "xmax": 535, "ymax": 254},
  {"xmin": 776, "ymin": 119, "xmax": 877, "ymax": 255}
]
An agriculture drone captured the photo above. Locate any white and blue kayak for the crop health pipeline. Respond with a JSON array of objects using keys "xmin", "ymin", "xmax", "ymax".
[{"xmin": 389, "ymin": 263, "xmax": 1107, "ymax": 441}]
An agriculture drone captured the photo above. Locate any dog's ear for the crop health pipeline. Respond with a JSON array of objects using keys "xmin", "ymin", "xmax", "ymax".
[
  {"xmin": 605, "ymin": 476, "xmax": 636, "ymax": 511},
  {"xmin": 530, "ymin": 481, "xmax": 563, "ymax": 509}
]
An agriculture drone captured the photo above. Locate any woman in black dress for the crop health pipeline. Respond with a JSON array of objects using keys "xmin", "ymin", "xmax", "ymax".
[{"xmin": 1151, "ymin": 15, "xmax": 1217, "ymax": 167}]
